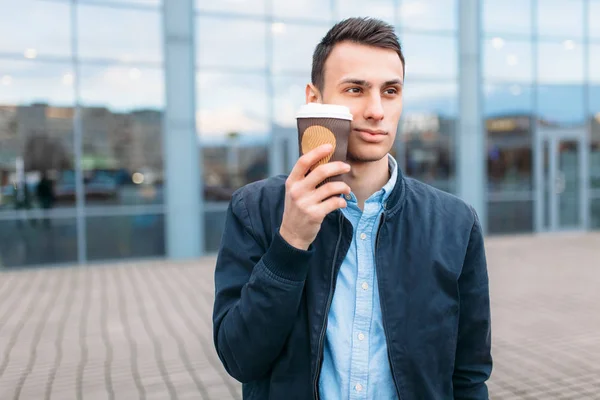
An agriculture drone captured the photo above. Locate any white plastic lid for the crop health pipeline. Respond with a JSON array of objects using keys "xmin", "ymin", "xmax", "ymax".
[{"xmin": 295, "ymin": 103, "xmax": 353, "ymax": 121}]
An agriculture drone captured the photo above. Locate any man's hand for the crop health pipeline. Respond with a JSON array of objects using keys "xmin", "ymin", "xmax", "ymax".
[{"xmin": 279, "ymin": 144, "xmax": 351, "ymax": 250}]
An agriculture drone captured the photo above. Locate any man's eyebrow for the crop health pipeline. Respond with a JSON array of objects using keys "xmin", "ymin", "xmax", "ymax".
[
  {"xmin": 338, "ymin": 78, "xmax": 404, "ymax": 88},
  {"xmin": 339, "ymin": 78, "xmax": 371, "ymax": 88},
  {"xmin": 383, "ymin": 79, "xmax": 404, "ymax": 87}
]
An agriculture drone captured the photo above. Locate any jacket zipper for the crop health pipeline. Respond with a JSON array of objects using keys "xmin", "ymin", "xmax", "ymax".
[
  {"xmin": 375, "ymin": 211, "xmax": 402, "ymax": 399},
  {"xmin": 313, "ymin": 211, "xmax": 344, "ymax": 400}
]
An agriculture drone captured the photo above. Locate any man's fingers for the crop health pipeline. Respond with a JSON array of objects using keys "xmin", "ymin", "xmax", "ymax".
[
  {"xmin": 303, "ymin": 162, "xmax": 350, "ymax": 190},
  {"xmin": 310, "ymin": 181, "xmax": 351, "ymax": 203},
  {"xmin": 288, "ymin": 144, "xmax": 333, "ymax": 182}
]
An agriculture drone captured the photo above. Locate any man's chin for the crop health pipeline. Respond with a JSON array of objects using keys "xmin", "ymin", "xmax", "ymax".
[{"xmin": 346, "ymin": 151, "xmax": 388, "ymax": 163}]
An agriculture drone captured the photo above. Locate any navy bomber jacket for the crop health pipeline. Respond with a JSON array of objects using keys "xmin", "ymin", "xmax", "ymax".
[{"xmin": 213, "ymin": 168, "xmax": 492, "ymax": 399}]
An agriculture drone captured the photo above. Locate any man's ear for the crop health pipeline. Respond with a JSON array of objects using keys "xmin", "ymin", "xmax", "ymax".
[{"xmin": 305, "ymin": 83, "xmax": 322, "ymax": 104}]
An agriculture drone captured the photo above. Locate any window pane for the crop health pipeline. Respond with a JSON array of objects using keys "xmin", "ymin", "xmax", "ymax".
[
  {"xmin": 197, "ymin": 73, "xmax": 268, "ymax": 140},
  {"xmin": 483, "ymin": 0, "xmax": 532, "ymax": 36},
  {"xmin": 0, "ymin": 61, "xmax": 75, "ymax": 212},
  {"xmin": 537, "ymin": 41, "xmax": 584, "ymax": 84},
  {"xmin": 589, "ymin": 86, "xmax": 600, "ymax": 192},
  {"xmin": 272, "ymin": 24, "xmax": 329, "ymax": 73},
  {"xmin": 203, "ymin": 144, "xmax": 269, "ymax": 202},
  {"xmin": 590, "ymin": 1, "xmax": 600, "ymax": 39},
  {"xmin": 592, "ymin": 198, "xmax": 600, "ymax": 229},
  {"xmin": 86, "ymin": 215, "xmax": 165, "ymax": 261},
  {"xmin": 196, "ymin": 0, "xmax": 266, "ymax": 15},
  {"xmin": 205, "ymin": 209, "xmax": 227, "ymax": 253},
  {"xmin": 487, "ymin": 200, "xmax": 534, "ymax": 234},
  {"xmin": 77, "ymin": 5, "xmax": 162, "ymax": 63},
  {"xmin": 198, "ymin": 72, "xmax": 269, "ymax": 202},
  {"xmin": 537, "ymin": 85, "xmax": 585, "ymax": 126},
  {"xmin": 402, "ymin": 34, "xmax": 457, "ymax": 79},
  {"xmin": 335, "ymin": 0, "xmax": 395, "ymax": 24},
  {"xmin": 81, "ymin": 0, "xmax": 161, "ymax": 5},
  {"xmin": 79, "ymin": 66, "xmax": 164, "ymax": 206},
  {"xmin": 401, "ymin": 82, "xmax": 457, "ymax": 193},
  {"xmin": 399, "ymin": 0, "xmax": 456, "ymax": 32},
  {"xmin": 197, "ymin": 17, "xmax": 266, "ymax": 69},
  {"xmin": 485, "ymin": 84, "xmax": 533, "ymax": 193},
  {"xmin": 0, "ymin": 218, "xmax": 78, "ymax": 267},
  {"xmin": 590, "ymin": 45, "xmax": 600, "ymax": 83},
  {"xmin": 273, "ymin": 75, "xmax": 307, "ymax": 128},
  {"xmin": 484, "ymin": 39, "xmax": 533, "ymax": 82},
  {"xmin": 0, "ymin": 0, "xmax": 71, "ymax": 58},
  {"xmin": 536, "ymin": 0, "xmax": 584, "ymax": 39},
  {"xmin": 272, "ymin": 0, "xmax": 331, "ymax": 21}
]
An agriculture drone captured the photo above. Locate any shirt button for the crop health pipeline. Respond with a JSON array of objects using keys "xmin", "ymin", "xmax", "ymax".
[
  {"xmin": 360, "ymin": 232, "xmax": 367, "ymax": 240},
  {"xmin": 355, "ymin": 383, "xmax": 363, "ymax": 392},
  {"xmin": 358, "ymin": 333, "xmax": 365, "ymax": 341},
  {"xmin": 361, "ymin": 282, "xmax": 368, "ymax": 290},
  {"xmin": 345, "ymin": 194, "xmax": 352, "ymax": 201}
]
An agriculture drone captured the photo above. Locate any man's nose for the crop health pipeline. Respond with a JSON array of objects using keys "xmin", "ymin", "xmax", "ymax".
[{"xmin": 364, "ymin": 94, "xmax": 384, "ymax": 121}]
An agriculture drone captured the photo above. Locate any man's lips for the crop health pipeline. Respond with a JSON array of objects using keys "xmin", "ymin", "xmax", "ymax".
[
  {"xmin": 354, "ymin": 128, "xmax": 387, "ymax": 135},
  {"xmin": 354, "ymin": 128, "xmax": 388, "ymax": 143}
]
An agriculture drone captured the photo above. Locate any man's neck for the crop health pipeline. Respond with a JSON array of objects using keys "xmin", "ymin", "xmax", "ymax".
[{"xmin": 343, "ymin": 155, "xmax": 390, "ymax": 210}]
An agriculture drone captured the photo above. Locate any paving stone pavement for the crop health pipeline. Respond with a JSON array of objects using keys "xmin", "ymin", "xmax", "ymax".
[{"xmin": 0, "ymin": 232, "xmax": 598, "ymax": 400}]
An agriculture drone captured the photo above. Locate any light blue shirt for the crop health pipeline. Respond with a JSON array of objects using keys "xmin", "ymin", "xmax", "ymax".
[{"xmin": 318, "ymin": 154, "xmax": 398, "ymax": 400}]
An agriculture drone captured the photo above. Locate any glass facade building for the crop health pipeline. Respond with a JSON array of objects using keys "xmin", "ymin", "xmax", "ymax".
[{"xmin": 0, "ymin": 0, "xmax": 598, "ymax": 268}]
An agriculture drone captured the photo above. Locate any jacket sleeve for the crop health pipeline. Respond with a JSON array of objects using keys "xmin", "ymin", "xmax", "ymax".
[
  {"xmin": 453, "ymin": 208, "xmax": 493, "ymax": 399},
  {"xmin": 212, "ymin": 190, "xmax": 314, "ymax": 383}
]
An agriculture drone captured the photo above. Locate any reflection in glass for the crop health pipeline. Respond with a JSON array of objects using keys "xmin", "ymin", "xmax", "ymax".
[
  {"xmin": 79, "ymin": 66, "xmax": 164, "ymax": 206},
  {"xmin": 484, "ymin": 84, "xmax": 533, "ymax": 193},
  {"xmin": 401, "ymin": 82, "xmax": 457, "ymax": 193},
  {"xmin": 589, "ymin": 86, "xmax": 600, "ymax": 192},
  {"xmin": 483, "ymin": 0, "xmax": 532, "ymax": 36},
  {"xmin": 203, "ymin": 145, "xmax": 269, "ymax": 202},
  {"xmin": 590, "ymin": 2, "xmax": 600, "ymax": 39},
  {"xmin": 196, "ymin": 0, "xmax": 266, "ymax": 15},
  {"xmin": 0, "ymin": 0, "xmax": 71, "ymax": 58},
  {"xmin": 86, "ymin": 215, "xmax": 165, "ymax": 261},
  {"xmin": 484, "ymin": 39, "xmax": 532, "ymax": 82},
  {"xmin": 557, "ymin": 140, "xmax": 581, "ymax": 228},
  {"xmin": 0, "ymin": 218, "xmax": 78, "ymax": 267},
  {"xmin": 401, "ymin": 34, "xmax": 457, "ymax": 79},
  {"xmin": 487, "ymin": 200, "xmax": 534, "ymax": 234},
  {"xmin": 398, "ymin": 0, "xmax": 456, "ymax": 32},
  {"xmin": 335, "ymin": 0, "xmax": 395, "ymax": 24},
  {"xmin": 205, "ymin": 210, "xmax": 227, "ymax": 253},
  {"xmin": 536, "ymin": 0, "xmax": 584, "ymax": 39},
  {"xmin": 272, "ymin": 23, "xmax": 329, "ymax": 73},
  {"xmin": 592, "ymin": 199, "xmax": 600, "ymax": 229},
  {"xmin": 272, "ymin": 0, "xmax": 330, "ymax": 21},
  {"xmin": 77, "ymin": 5, "xmax": 162, "ymax": 63},
  {"xmin": 0, "ymin": 61, "xmax": 75, "ymax": 212},
  {"xmin": 537, "ymin": 85, "xmax": 585, "ymax": 126},
  {"xmin": 537, "ymin": 41, "xmax": 584, "ymax": 84},
  {"xmin": 589, "ymin": 45, "xmax": 600, "ymax": 83},
  {"xmin": 273, "ymin": 75, "xmax": 308, "ymax": 128},
  {"xmin": 82, "ymin": 0, "xmax": 161, "ymax": 5},
  {"xmin": 197, "ymin": 17, "xmax": 266, "ymax": 69},
  {"xmin": 198, "ymin": 73, "xmax": 269, "ymax": 202},
  {"xmin": 197, "ymin": 73, "xmax": 268, "ymax": 140}
]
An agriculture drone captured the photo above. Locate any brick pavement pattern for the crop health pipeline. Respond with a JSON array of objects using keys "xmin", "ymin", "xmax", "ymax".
[{"xmin": 0, "ymin": 232, "xmax": 598, "ymax": 399}]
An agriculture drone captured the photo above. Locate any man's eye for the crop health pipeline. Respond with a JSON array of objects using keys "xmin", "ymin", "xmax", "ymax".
[
  {"xmin": 384, "ymin": 88, "xmax": 398, "ymax": 95},
  {"xmin": 346, "ymin": 87, "xmax": 362, "ymax": 94}
]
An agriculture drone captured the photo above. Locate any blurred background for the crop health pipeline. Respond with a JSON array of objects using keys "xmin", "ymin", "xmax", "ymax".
[
  {"xmin": 1, "ymin": 1, "xmax": 600, "ymax": 400},
  {"xmin": 0, "ymin": 0, "xmax": 599, "ymax": 266}
]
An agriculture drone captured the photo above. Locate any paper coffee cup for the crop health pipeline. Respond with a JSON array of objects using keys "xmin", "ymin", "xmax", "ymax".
[{"xmin": 296, "ymin": 103, "xmax": 352, "ymax": 185}]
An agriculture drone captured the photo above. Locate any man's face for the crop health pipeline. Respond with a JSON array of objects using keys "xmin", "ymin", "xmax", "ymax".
[{"xmin": 306, "ymin": 41, "xmax": 404, "ymax": 163}]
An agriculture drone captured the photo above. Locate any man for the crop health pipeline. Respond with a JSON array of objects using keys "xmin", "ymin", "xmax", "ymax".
[{"xmin": 213, "ymin": 17, "xmax": 492, "ymax": 399}]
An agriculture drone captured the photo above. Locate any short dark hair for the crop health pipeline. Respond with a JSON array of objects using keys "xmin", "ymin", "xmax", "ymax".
[{"xmin": 311, "ymin": 17, "xmax": 405, "ymax": 92}]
